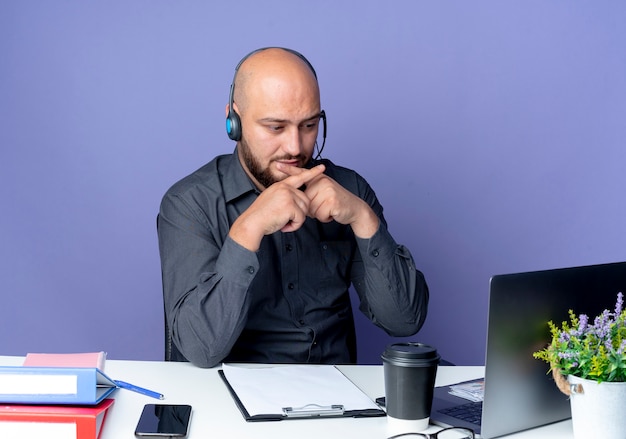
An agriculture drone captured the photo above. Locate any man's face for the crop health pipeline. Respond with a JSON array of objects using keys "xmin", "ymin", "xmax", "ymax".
[{"xmin": 236, "ymin": 72, "xmax": 321, "ymax": 190}]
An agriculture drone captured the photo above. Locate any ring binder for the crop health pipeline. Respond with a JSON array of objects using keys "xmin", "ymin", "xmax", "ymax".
[{"xmin": 283, "ymin": 404, "xmax": 345, "ymax": 418}]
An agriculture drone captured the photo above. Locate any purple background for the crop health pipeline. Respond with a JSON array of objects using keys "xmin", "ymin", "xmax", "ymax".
[{"xmin": 1, "ymin": 1, "xmax": 625, "ymax": 365}]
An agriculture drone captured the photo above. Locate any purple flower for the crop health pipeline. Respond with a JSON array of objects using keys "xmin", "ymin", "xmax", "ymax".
[
  {"xmin": 615, "ymin": 292, "xmax": 624, "ymax": 316},
  {"xmin": 571, "ymin": 314, "xmax": 588, "ymax": 337},
  {"xmin": 593, "ymin": 310, "xmax": 612, "ymax": 339}
]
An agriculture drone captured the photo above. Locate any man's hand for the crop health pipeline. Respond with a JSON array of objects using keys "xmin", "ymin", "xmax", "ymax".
[
  {"xmin": 229, "ymin": 164, "xmax": 327, "ymax": 251},
  {"xmin": 276, "ymin": 162, "xmax": 379, "ymax": 239}
]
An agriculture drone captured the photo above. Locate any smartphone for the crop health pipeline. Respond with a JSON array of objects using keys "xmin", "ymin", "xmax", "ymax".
[{"xmin": 134, "ymin": 404, "xmax": 192, "ymax": 437}]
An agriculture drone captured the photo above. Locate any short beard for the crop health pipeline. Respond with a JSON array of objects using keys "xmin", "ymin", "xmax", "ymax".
[
  {"xmin": 239, "ymin": 136, "xmax": 307, "ymax": 189},
  {"xmin": 239, "ymin": 136, "xmax": 277, "ymax": 189}
]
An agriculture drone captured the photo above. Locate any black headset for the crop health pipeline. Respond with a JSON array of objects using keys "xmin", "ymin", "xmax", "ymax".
[{"xmin": 225, "ymin": 47, "xmax": 327, "ymax": 158}]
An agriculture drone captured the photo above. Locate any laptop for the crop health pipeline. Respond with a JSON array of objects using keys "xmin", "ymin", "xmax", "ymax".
[{"xmin": 430, "ymin": 261, "xmax": 626, "ymax": 438}]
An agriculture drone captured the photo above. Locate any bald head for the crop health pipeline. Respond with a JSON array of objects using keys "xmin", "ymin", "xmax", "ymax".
[{"xmin": 232, "ymin": 48, "xmax": 320, "ymax": 115}]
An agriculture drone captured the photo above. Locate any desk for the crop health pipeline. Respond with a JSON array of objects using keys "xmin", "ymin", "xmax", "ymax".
[{"xmin": 0, "ymin": 356, "xmax": 572, "ymax": 438}]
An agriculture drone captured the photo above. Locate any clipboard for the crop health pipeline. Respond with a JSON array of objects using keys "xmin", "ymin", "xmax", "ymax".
[{"xmin": 218, "ymin": 364, "xmax": 385, "ymax": 422}]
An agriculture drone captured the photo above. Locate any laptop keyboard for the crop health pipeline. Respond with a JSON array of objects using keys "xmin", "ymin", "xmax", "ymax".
[{"xmin": 438, "ymin": 401, "xmax": 483, "ymax": 426}]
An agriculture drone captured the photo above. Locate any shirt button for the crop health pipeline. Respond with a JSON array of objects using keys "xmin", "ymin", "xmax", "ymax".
[
  {"xmin": 286, "ymin": 244, "xmax": 293, "ymax": 252},
  {"xmin": 247, "ymin": 266, "xmax": 255, "ymax": 274},
  {"xmin": 288, "ymin": 283, "xmax": 295, "ymax": 290},
  {"xmin": 299, "ymin": 319, "xmax": 306, "ymax": 325},
  {"xmin": 372, "ymin": 250, "xmax": 380, "ymax": 257}
]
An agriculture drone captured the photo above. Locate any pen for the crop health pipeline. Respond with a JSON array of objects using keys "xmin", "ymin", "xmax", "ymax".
[{"xmin": 115, "ymin": 380, "xmax": 165, "ymax": 400}]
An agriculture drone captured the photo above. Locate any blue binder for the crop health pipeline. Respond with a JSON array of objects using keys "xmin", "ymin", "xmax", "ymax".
[{"xmin": 0, "ymin": 366, "xmax": 118, "ymax": 405}]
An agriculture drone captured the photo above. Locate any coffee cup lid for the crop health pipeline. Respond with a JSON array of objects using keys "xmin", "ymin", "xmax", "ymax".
[{"xmin": 382, "ymin": 342, "xmax": 440, "ymax": 362}]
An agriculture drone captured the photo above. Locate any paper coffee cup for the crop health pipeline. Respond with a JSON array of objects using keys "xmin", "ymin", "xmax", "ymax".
[{"xmin": 382, "ymin": 343, "xmax": 440, "ymax": 435}]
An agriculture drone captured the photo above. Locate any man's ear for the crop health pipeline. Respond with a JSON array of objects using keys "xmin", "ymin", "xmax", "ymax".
[{"xmin": 225, "ymin": 102, "xmax": 240, "ymax": 116}]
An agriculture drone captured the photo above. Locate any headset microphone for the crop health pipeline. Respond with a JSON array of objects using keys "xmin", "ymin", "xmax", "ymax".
[{"xmin": 315, "ymin": 110, "xmax": 327, "ymax": 160}]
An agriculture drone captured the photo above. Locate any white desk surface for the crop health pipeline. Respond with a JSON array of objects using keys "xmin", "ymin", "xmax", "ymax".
[{"xmin": 0, "ymin": 356, "xmax": 573, "ymax": 438}]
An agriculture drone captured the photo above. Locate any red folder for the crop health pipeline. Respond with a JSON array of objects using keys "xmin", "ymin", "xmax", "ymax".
[{"xmin": 0, "ymin": 398, "xmax": 114, "ymax": 439}]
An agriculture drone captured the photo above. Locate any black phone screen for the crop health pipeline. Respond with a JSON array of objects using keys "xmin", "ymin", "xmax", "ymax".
[{"xmin": 135, "ymin": 404, "xmax": 192, "ymax": 437}]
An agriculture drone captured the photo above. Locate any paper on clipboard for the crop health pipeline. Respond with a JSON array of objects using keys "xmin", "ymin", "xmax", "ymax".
[{"xmin": 220, "ymin": 364, "xmax": 383, "ymax": 420}]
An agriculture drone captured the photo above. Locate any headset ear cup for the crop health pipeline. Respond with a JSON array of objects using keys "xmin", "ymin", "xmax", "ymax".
[{"xmin": 226, "ymin": 111, "xmax": 241, "ymax": 141}]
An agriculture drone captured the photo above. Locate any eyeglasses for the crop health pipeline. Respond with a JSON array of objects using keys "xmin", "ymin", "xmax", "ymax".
[{"xmin": 388, "ymin": 426, "xmax": 475, "ymax": 439}]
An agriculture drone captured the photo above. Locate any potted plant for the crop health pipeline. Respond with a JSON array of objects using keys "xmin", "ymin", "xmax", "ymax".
[{"xmin": 533, "ymin": 292, "xmax": 626, "ymax": 438}]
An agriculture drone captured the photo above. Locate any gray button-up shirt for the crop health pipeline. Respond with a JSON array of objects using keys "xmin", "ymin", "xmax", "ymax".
[{"xmin": 157, "ymin": 149, "xmax": 428, "ymax": 367}]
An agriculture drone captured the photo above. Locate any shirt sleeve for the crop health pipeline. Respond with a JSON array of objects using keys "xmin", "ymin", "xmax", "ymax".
[
  {"xmin": 337, "ymin": 164, "xmax": 428, "ymax": 337},
  {"xmin": 157, "ymin": 191, "xmax": 259, "ymax": 368},
  {"xmin": 352, "ymin": 224, "xmax": 429, "ymax": 337}
]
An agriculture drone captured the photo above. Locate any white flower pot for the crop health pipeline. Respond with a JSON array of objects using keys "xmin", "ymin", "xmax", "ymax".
[{"xmin": 568, "ymin": 375, "xmax": 626, "ymax": 439}]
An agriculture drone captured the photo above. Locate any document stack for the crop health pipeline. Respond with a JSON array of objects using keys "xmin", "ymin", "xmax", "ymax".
[{"xmin": 0, "ymin": 352, "xmax": 115, "ymax": 439}]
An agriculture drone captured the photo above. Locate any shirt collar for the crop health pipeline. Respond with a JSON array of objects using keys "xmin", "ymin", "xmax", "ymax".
[{"xmin": 223, "ymin": 146, "xmax": 258, "ymax": 203}]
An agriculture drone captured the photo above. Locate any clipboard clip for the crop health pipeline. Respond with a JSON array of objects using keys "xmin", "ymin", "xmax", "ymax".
[{"xmin": 282, "ymin": 404, "xmax": 345, "ymax": 418}]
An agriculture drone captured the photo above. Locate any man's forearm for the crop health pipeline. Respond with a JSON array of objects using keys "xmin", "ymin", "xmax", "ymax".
[
  {"xmin": 162, "ymin": 233, "xmax": 259, "ymax": 367},
  {"xmin": 353, "ymin": 227, "xmax": 429, "ymax": 336}
]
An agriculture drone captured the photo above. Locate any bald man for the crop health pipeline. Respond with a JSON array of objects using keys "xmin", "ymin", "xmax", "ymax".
[{"xmin": 157, "ymin": 47, "xmax": 429, "ymax": 368}]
